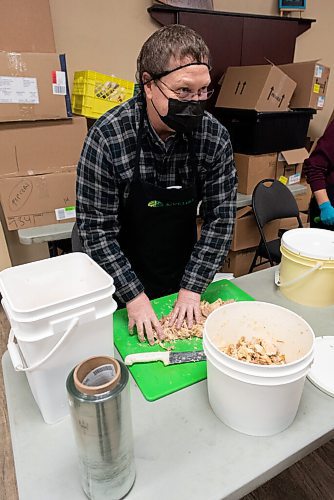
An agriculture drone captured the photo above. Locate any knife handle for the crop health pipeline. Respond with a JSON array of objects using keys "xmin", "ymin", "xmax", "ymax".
[{"xmin": 124, "ymin": 351, "xmax": 170, "ymax": 366}]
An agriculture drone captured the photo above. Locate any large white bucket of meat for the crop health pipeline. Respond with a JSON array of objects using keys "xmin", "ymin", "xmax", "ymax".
[
  {"xmin": 275, "ymin": 228, "xmax": 334, "ymax": 307},
  {"xmin": 0, "ymin": 253, "xmax": 116, "ymax": 424},
  {"xmin": 203, "ymin": 301, "xmax": 315, "ymax": 436}
]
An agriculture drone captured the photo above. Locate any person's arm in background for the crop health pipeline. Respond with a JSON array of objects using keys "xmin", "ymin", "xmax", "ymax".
[
  {"xmin": 76, "ymin": 126, "xmax": 164, "ymax": 344},
  {"xmin": 304, "ymin": 120, "xmax": 334, "ymax": 224},
  {"xmin": 169, "ymin": 124, "xmax": 237, "ymax": 328}
]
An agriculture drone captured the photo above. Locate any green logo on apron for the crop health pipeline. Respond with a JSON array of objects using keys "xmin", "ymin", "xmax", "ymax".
[
  {"xmin": 148, "ymin": 200, "xmax": 164, "ymax": 208},
  {"xmin": 148, "ymin": 198, "xmax": 195, "ymax": 208}
]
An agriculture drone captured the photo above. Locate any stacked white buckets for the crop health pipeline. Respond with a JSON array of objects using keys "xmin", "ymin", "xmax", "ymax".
[
  {"xmin": 203, "ymin": 301, "xmax": 315, "ymax": 436},
  {"xmin": 0, "ymin": 253, "xmax": 117, "ymax": 424}
]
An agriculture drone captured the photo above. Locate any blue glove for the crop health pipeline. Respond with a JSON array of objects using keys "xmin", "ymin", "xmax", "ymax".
[{"xmin": 319, "ymin": 201, "xmax": 334, "ymax": 225}]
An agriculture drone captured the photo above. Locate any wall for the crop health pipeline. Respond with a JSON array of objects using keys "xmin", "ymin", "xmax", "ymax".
[
  {"xmin": 49, "ymin": 1, "xmax": 155, "ymax": 84},
  {"xmin": 49, "ymin": 0, "xmax": 333, "ymax": 139}
]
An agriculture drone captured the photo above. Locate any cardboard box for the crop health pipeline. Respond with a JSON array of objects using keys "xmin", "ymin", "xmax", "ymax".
[
  {"xmin": 294, "ymin": 180, "xmax": 312, "ymax": 212},
  {"xmin": 216, "ymin": 65, "xmax": 296, "ymax": 112},
  {"xmin": 276, "ymin": 148, "xmax": 309, "ymax": 185},
  {"xmin": 0, "ymin": 117, "xmax": 87, "ymax": 177},
  {"xmin": 0, "ymin": 52, "xmax": 71, "ymax": 123},
  {"xmin": 279, "ymin": 211, "xmax": 308, "ymax": 230},
  {"xmin": 279, "ymin": 61, "xmax": 330, "ymax": 110},
  {"xmin": 0, "ymin": 204, "xmax": 49, "ymax": 265},
  {"xmin": 231, "ymin": 206, "xmax": 280, "ymax": 251},
  {"xmin": 0, "ymin": 169, "xmax": 76, "ymax": 230},
  {"xmin": 0, "ymin": 0, "xmax": 56, "ymax": 53},
  {"xmin": 0, "ymin": 218, "xmax": 11, "ymax": 271},
  {"xmin": 234, "ymin": 153, "xmax": 277, "ymax": 195},
  {"xmin": 222, "ymin": 248, "xmax": 256, "ymax": 277}
]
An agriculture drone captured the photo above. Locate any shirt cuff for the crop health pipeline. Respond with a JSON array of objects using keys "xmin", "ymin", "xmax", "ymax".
[
  {"xmin": 180, "ymin": 272, "xmax": 214, "ymax": 296},
  {"xmin": 115, "ymin": 279, "xmax": 145, "ymax": 304},
  {"xmin": 310, "ymin": 179, "xmax": 327, "ymax": 192}
]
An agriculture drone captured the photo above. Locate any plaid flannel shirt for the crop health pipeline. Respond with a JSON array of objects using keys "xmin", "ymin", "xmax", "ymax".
[{"xmin": 76, "ymin": 94, "xmax": 237, "ymax": 303}]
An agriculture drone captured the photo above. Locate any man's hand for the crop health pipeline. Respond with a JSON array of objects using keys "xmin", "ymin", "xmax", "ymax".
[
  {"xmin": 127, "ymin": 292, "xmax": 165, "ymax": 345},
  {"xmin": 169, "ymin": 289, "xmax": 201, "ymax": 329}
]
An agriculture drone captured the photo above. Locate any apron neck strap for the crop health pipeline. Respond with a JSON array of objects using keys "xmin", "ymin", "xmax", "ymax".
[
  {"xmin": 133, "ymin": 108, "xmax": 199, "ymax": 184},
  {"xmin": 133, "ymin": 108, "xmax": 145, "ymax": 182}
]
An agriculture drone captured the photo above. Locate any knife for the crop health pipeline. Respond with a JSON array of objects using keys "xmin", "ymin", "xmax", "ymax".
[{"xmin": 124, "ymin": 350, "xmax": 206, "ymax": 366}]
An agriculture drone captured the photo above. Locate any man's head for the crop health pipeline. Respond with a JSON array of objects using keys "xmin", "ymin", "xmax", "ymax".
[
  {"xmin": 137, "ymin": 24, "xmax": 211, "ymax": 85},
  {"xmin": 137, "ymin": 25, "xmax": 212, "ymax": 137}
]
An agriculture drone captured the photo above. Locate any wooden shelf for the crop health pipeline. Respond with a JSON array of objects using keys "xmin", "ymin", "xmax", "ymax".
[{"xmin": 148, "ymin": 3, "xmax": 314, "ymax": 25}]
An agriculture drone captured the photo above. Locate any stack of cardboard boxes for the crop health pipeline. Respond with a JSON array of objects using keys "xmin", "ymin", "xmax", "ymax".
[
  {"xmin": 215, "ymin": 61, "xmax": 330, "ymax": 276},
  {"xmin": 0, "ymin": 0, "xmax": 87, "ymax": 268}
]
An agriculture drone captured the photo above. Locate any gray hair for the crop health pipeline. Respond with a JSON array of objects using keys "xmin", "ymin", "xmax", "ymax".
[{"xmin": 136, "ymin": 24, "xmax": 211, "ymax": 85}]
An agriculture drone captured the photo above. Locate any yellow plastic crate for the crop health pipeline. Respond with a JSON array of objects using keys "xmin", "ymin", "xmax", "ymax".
[{"xmin": 72, "ymin": 70, "xmax": 135, "ymax": 119}]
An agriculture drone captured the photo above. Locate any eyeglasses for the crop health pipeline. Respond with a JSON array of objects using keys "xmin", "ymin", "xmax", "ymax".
[{"xmin": 157, "ymin": 79, "xmax": 214, "ymax": 101}]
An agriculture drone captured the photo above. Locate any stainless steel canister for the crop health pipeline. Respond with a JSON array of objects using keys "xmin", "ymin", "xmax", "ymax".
[{"xmin": 67, "ymin": 356, "xmax": 136, "ymax": 500}]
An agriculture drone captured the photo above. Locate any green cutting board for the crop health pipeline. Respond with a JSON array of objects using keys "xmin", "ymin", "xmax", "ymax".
[{"xmin": 113, "ymin": 279, "xmax": 254, "ymax": 401}]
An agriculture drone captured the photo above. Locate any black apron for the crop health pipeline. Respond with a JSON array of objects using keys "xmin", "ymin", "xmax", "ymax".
[
  {"xmin": 309, "ymin": 184, "xmax": 334, "ymax": 229},
  {"xmin": 118, "ymin": 112, "xmax": 199, "ymax": 301}
]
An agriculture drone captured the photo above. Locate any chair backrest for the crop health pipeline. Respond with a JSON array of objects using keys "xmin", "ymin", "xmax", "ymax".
[
  {"xmin": 252, "ymin": 179, "xmax": 301, "ymax": 229},
  {"xmin": 71, "ymin": 223, "xmax": 84, "ymax": 252}
]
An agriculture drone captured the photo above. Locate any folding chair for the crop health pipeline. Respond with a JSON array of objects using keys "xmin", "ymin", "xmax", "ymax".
[{"xmin": 249, "ymin": 179, "xmax": 303, "ymax": 273}]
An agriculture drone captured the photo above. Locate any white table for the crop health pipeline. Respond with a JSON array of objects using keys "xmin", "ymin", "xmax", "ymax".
[
  {"xmin": 18, "ymin": 222, "xmax": 75, "ymax": 257},
  {"xmin": 18, "ymin": 222, "xmax": 75, "ymax": 245},
  {"xmin": 3, "ymin": 267, "xmax": 333, "ymax": 500}
]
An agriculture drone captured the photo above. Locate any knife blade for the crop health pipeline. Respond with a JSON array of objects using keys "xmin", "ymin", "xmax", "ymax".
[{"xmin": 124, "ymin": 350, "xmax": 206, "ymax": 366}]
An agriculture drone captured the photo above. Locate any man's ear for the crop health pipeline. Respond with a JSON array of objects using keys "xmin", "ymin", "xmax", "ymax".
[{"xmin": 142, "ymin": 72, "xmax": 153, "ymax": 99}]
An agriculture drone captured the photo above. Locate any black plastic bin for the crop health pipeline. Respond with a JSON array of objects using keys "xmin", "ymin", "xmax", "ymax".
[{"xmin": 216, "ymin": 108, "xmax": 316, "ymax": 155}]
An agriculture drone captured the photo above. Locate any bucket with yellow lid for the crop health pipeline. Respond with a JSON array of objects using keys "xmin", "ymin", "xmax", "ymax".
[{"xmin": 275, "ymin": 228, "xmax": 334, "ymax": 307}]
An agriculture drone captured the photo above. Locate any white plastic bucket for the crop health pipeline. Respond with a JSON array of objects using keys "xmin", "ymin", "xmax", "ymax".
[
  {"xmin": 275, "ymin": 228, "xmax": 334, "ymax": 307},
  {"xmin": 0, "ymin": 253, "xmax": 117, "ymax": 424},
  {"xmin": 203, "ymin": 301, "xmax": 315, "ymax": 436}
]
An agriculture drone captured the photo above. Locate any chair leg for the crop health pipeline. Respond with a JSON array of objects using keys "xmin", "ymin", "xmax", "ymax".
[
  {"xmin": 48, "ymin": 241, "xmax": 58, "ymax": 258},
  {"xmin": 249, "ymin": 248, "xmax": 259, "ymax": 273},
  {"xmin": 263, "ymin": 241, "xmax": 275, "ymax": 266}
]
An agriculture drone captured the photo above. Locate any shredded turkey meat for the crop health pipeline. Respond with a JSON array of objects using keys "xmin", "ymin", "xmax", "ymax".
[
  {"xmin": 220, "ymin": 336, "xmax": 286, "ymax": 365},
  {"xmin": 158, "ymin": 298, "xmax": 235, "ymax": 343}
]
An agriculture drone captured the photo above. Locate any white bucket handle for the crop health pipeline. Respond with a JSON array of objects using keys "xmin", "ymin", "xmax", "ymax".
[
  {"xmin": 7, "ymin": 317, "xmax": 79, "ymax": 372},
  {"xmin": 275, "ymin": 261, "xmax": 323, "ymax": 289}
]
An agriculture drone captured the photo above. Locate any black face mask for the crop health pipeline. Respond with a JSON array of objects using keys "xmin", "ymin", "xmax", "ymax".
[{"xmin": 157, "ymin": 98, "xmax": 206, "ymax": 134}]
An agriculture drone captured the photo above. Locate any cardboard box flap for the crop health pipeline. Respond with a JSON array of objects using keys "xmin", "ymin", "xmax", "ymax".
[
  {"xmin": 281, "ymin": 60, "xmax": 321, "ymax": 68},
  {"xmin": 216, "ymin": 65, "xmax": 279, "ymax": 86},
  {"xmin": 280, "ymin": 147, "xmax": 309, "ymax": 165}
]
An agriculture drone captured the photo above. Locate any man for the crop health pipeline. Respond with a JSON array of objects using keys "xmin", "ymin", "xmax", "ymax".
[{"xmin": 76, "ymin": 24, "xmax": 237, "ymax": 345}]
